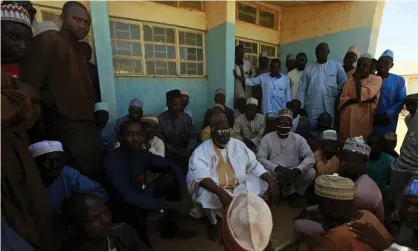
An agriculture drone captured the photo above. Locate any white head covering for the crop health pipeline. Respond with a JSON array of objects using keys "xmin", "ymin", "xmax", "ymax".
[
  {"xmin": 278, "ymin": 108, "xmax": 293, "ymax": 119},
  {"xmin": 380, "ymin": 49, "xmax": 394, "ymax": 60},
  {"xmin": 347, "ymin": 45, "xmax": 360, "ymax": 57},
  {"xmin": 222, "ymin": 192, "xmax": 273, "ymax": 251},
  {"xmin": 343, "ymin": 136, "xmax": 371, "ymax": 157},
  {"xmin": 33, "ymin": 21, "xmax": 58, "ymax": 37},
  {"xmin": 94, "ymin": 102, "xmax": 109, "ymax": 112},
  {"xmin": 28, "ymin": 141, "xmax": 64, "ymax": 158},
  {"xmin": 320, "ymin": 130, "xmax": 338, "ymax": 141},
  {"xmin": 1, "ymin": 3, "xmax": 31, "ymax": 28},
  {"xmin": 359, "ymin": 53, "xmax": 373, "ymax": 60},
  {"xmin": 246, "ymin": 97, "xmax": 258, "ymax": 106},
  {"xmin": 181, "ymin": 90, "xmax": 189, "ymax": 96}
]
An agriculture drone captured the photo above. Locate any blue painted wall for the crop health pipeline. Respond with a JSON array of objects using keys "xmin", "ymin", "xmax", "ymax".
[
  {"xmin": 206, "ymin": 22, "xmax": 236, "ymax": 109},
  {"xmin": 115, "ymin": 77, "xmax": 207, "ymax": 128},
  {"xmin": 279, "ymin": 27, "xmax": 373, "ymax": 65}
]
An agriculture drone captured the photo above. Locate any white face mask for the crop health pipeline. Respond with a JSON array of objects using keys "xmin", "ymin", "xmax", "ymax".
[{"xmin": 276, "ymin": 126, "xmax": 291, "ymax": 136}]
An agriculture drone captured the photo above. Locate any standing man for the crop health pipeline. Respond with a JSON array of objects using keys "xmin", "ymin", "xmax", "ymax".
[
  {"xmin": 343, "ymin": 45, "xmax": 360, "ymax": 78},
  {"xmin": 158, "ymin": 89, "xmax": 197, "ymax": 169},
  {"xmin": 234, "ymin": 45, "xmax": 254, "ymax": 99},
  {"xmin": 297, "ymin": 42, "xmax": 347, "ymax": 129},
  {"xmin": 242, "ymin": 59, "xmax": 291, "ymax": 115},
  {"xmin": 21, "ymin": 1, "xmax": 102, "ymax": 179},
  {"xmin": 285, "ymin": 54, "xmax": 296, "ymax": 73},
  {"xmin": 253, "ymin": 52, "xmax": 270, "ymax": 112},
  {"xmin": 288, "ymin": 53, "xmax": 307, "ymax": 99},
  {"xmin": 374, "ymin": 49, "xmax": 407, "ymax": 135},
  {"xmin": 1, "ymin": 2, "xmax": 61, "ymax": 250}
]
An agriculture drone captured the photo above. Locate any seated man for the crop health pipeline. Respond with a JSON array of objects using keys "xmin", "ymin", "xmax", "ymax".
[
  {"xmin": 383, "ymin": 132, "xmax": 399, "ymax": 158},
  {"xmin": 201, "ymin": 104, "xmax": 235, "ymax": 142},
  {"xmin": 314, "ymin": 130, "xmax": 340, "ymax": 176},
  {"xmin": 313, "ymin": 174, "xmax": 392, "ymax": 251},
  {"xmin": 158, "ymin": 89, "xmax": 197, "ymax": 170},
  {"xmin": 366, "ymin": 134, "xmax": 394, "ymax": 195},
  {"xmin": 404, "ymin": 93, "xmax": 418, "ymax": 128},
  {"xmin": 233, "ymin": 97, "xmax": 266, "ymax": 151},
  {"xmin": 140, "ymin": 114, "xmax": 165, "ymax": 157},
  {"xmin": 28, "ymin": 140, "xmax": 107, "ymax": 210},
  {"xmin": 202, "ymin": 88, "xmax": 235, "ymax": 128},
  {"xmin": 222, "ymin": 193, "xmax": 273, "ymax": 251},
  {"xmin": 94, "ymin": 102, "xmax": 118, "ymax": 152},
  {"xmin": 105, "ymin": 120, "xmax": 195, "ymax": 241},
  {"xmin": 234, "ymin": 95, "xmax": 247, "ymax": 119},
  {"xmin": 62, "ymin": 193, "xmax": 152, "ymax": 251},
  {"xmin": 257, "ymin": 108, "xmax": 316, "ymax": 208},
  {"xmin": 115, "ymin": 98, "xmax": 143, "ymax": 136},
  {"xmin": 294, "ymin": 136, "xmax": 385, "ymax": 237},
  {"xmin": 187, "ymin": 113, "xmax": 277, "ymax": 235},
  {"xmin": 287, "ymin": 99, "xmax": 310, "ymax": 138},
  {"xmin": 307, "ymin": 112, "xmax": 333, "ymax": 152}
]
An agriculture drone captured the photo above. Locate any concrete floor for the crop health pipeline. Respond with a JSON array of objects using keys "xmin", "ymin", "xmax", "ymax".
[{"xmin": 148, "ymin": 201, "xmax": 301, "ymax": 251}]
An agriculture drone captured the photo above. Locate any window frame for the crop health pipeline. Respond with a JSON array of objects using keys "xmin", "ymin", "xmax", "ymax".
[
  {"xmin": 236, "ymin": 2, "xmax": 278, "ymax": 30},
  {"xmin": 235, "ymin": 37, "xmax": 279, "ymax": 68},
  {"xmin": 109, "ymin": 17, "xmax": 206, "ymax": 78},
  {"xmin": 156, "ymin": 1, "xmax": 205, "ymax": 12}
]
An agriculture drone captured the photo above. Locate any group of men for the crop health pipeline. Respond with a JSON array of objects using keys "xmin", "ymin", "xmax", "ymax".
[{"xmin": 1, "ymin": 1, "xmax": 418, "ymax": 251}]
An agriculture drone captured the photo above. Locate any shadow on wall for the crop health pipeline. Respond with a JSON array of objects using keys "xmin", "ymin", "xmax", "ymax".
[{"xmin": 114, "ymin": 77, "xmax": 208, "ymax": 128}]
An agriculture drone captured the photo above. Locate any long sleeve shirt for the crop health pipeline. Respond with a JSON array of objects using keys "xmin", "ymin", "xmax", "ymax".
[
  {"xmin": 245, "ymin": 73, "xmax": 291, "ymax": 115},
  {"xmin": 256, "ymin": 132, "xmax": 315, "ymax": 173},
  {"xmin": 233, "ymin": 113, "xmax": 266, "ymax": 147},
  {"xmin": 105, "ymin": 148, "xmax": 186, "ymax": 212},
  {"xmin": 46, "ymin": 166, "xmax": 107, "ymax": 210}
]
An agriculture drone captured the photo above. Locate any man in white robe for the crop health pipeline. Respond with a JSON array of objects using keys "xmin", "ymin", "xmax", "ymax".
[
  {"xmin": 234, "ymin": 45, "xmax": 255, "ymax": 99},
  {"xmin": 287, "ymin": 53, "xmax": 307, "ymax": 99},
  {"xmin": 241, "ymin": 59, "xmax": 291, "ymax": 115},
  {"xmin": 187, "ymin": 113, "xmax": 277, "ymax": 228},
  {"xmin": 257, "ymin": 108, "xmax": 316, "ymax": 207},
  {"xmin": 297, "ymin": 43, "xmax": 347, "ymax": 128},
  {"xmin": 233, "ymin": 97, "xmax": 266, "ymax": 152}
]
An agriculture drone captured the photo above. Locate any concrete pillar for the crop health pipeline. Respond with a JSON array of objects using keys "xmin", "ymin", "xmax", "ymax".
[
  {"xmin": 205, "ymin": 1, "xmax": 236, "ymax": 108},
  {"xmin": 90, "ymin": 1, "xmax": 118, "ymax": 121}
]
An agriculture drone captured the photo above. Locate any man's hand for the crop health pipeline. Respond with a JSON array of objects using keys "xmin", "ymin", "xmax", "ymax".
[
  {"xmin": 233, "ymin": 69, "xmax": 246, "ymax": 82},
  {"xmin": 261, "ymin": 173, "xmax": 279, "ymax": 206},
  {"xmin": 275, "ymin": 166, "xmax": 293, "ymax": 185},
  {"xmin": 289, "ymin": 168, "xmax": 302, "ymax": 181},
  {"xmin": 348, "ymin": 222, "xmax": 391, "ymax": 251},
  {"xmin": 219, "ymin": 191, "xmax": 233, "ymax": 208}
]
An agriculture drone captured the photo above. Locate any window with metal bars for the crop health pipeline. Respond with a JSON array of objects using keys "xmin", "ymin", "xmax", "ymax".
[
  {"xmin": 235, "ymin": 38, "xmax": 279, "ymax": 68},
  {"xmin": 236, "ymin": 2, "xmax": 277, "ymax": 30}
]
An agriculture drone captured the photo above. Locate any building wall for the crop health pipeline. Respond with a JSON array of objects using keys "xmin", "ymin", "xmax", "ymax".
[{"xmin": 279, "ymin": 1, "xmax": 385, "ymax": 65}]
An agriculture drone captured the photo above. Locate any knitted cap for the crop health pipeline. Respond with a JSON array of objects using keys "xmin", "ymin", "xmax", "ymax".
[
  {"xmin": 279, "ymin": 108, "xmax": 293, "ymax": 119},
  {"xmin": 343, "ymin": 136, "xmax": 371, "ymax": 157},
  {"xmin": 315, "ymin": 174, "xmax": 355, "ymax": 200}
]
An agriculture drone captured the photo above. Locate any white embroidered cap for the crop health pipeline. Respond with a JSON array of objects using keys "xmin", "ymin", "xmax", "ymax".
[
  {"xmin": 33, "ymin": 21, "xmax": 58, "ymax": 37},
  {"xmin": 343, "ymin": 136, "xmax": 371, "ymax": 157},
  {"xmin": 94, "ymin": 102, "xmax": 109, "ymax": 112},
  {"xmin": 1, "ymin": 3, "xmax": 31, "ymax": 28},
  {"xmin": 320, "ymin": 130, "xmax": 338, "ymax": 141},
  {"xmin": 28, "ymin": 141, "xmax": 64, "ymax": 158},
  {"xmin": 246, "ymin": 97, "xmax": 258, "ymax": 106}
]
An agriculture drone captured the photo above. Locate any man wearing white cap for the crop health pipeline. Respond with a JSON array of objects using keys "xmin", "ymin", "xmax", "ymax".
[
  {"xmin": 115, "ymin": 98, "xmax": 144, "ymax": 135},
  {"xmin": 338, "ymin": 53, "xmax": 383, "ymax": 141},
  {"xmin": 343, "ymin": 45, "xmax": 360, "ymax": 78},
  {"xmin": 234, "ymin": 45, "xmax": 255, "ymax": 99},
  {"xmin": 203, "ymin": 88, "xmax": 235, "ymax": 128},
  {"xmin": 288, "ymin": 53, "xmax": 307, "ymax": 99},
  {"xmin": 374, "ymin": 49, "xmax": 407, "ymax": 135},
  {"xmin": 257, "ymin": 108, "xmax": 316, "ymax": 207},
  {"xmin": 94, "ymin": 102, "xmax": 118, "ymax": 152},
  {"xmin": 285, "ymin": 54, "xmax": 296, "ymax": 73},
  {"xmin": 233, "ymin": 97, "xmax": 266, "ymax": 152},
  {"xmin": 222, "ymin": 193, "xmax": 273, "ymax": 251},
  {"xmin": 28, "ymin": 140, "xmax": 107, "ymax": 210},
  {"xmin": 312, "ymin": 174, "xmax": 391, "ymax": 251},
  {"xmin": 315, "ymin": 130, "xmax": 340, "ymax": 177},
  {"xmin": 140, "ymin": 114, "xmax": 165, "ymax": 157}
]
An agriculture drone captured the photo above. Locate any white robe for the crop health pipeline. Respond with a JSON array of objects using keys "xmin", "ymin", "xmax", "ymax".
[
  {"xmin": 234, "ymin": 60, "xmax": 254, "ymax": 99},
  {"xmin": 187, "ymin": 138, "xmax": 268, "ymax": 223}
]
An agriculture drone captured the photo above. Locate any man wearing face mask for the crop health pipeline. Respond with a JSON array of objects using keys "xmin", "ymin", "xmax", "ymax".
[
  {"xmin": 188, "ymin": 113, "xmax": 277, "ymax": 240},
  {"xmin": 257, "ymin": 108, "xmax": 316, "ymax": 208}
]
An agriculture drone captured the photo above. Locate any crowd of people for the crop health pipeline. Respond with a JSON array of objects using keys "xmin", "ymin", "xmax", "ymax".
[{"xmin": 1, "ymin": 1, "xmax": 418, "ymax": 251}]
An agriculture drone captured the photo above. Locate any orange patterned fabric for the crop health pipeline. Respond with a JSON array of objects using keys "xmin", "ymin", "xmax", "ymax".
[{"xmin": 213, "ymin": 145, "xmax": 238, "ymax": 190}]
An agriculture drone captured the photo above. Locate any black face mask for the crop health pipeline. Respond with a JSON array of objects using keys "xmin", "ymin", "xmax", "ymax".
[{"xmin": 212, "ymin": 128, "xmax": 230, "ymax": 147}]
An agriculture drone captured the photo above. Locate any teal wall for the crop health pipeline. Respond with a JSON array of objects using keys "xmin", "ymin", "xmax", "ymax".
[
  {"xmin": 279, "ymin": 27, "xmax": 373, "ymax": 65},
  {"xmin": 206, "ymin": 22, "xmax": 236, "ymax": 109},
  {"xmin": 114, "ymin": 78, "xmax": 207, "ymax": 128}
]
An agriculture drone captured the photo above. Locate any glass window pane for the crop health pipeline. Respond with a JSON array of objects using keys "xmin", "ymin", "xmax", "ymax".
[
  {"xmin": 245, "ymin": 55, "xmax": 258, "ymax": 68},
  {"xmin": 259, "ymin": 10, "xmax": 275, "ymax": 29},
  {"xmin": 144, "ymin": 25, "xmax": 153, "ymax": 41},
  {"xmin": 112, "ymin": 40, "xmax": 141, "ymax": 57},
  {"xmin": 145, "ymin": 44, "xmax": 176, "ymax": 59},
  {"xmin": 168, "ymin": 62, "xmax": 177, "ymax": 75},
  {"xmin": 180, "ymin": 62, "xmax": 204, "ymax": 75},
  {"xmin": 179, "ymin": 31, "xmax": 203, "ymax": 46},
  {"xmin": 238, "ymin": 41, "xmax": 258, "ymax": 54},
  {"xmin": 146, "ymin": 60, "xmax": 177, "ymax": 76},
  {"xmin": 197, "ymin": 63, "xmax": 204, "ymax": 75},
  {"xmin": 196, "ymin": 48, "xmax": 203, "ymax": 61},
  {"xmin": 261, "ymin": 45, "xmax": 275, "ymax": 57},
  {"xmin": 113, "ymin": 58, "xmax": 143, "ymax": 75},
  {"xmin": 179, "ymin": 47, "xmax": 186, "ymax": 59},
  {"xmin": 237, "ymin": 3, "xmax": 256, "ymax": 24},
  {"xmin": 41, "ymin": 11, "xmax": 62, "ymax": 28},
  {"xmin": 179, "ymin": 1, "xmax": 202, "ymax": 11}
]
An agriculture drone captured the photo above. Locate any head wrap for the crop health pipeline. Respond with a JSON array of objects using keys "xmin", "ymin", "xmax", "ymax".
[
  {"xmin": 315, "ymin": 174, "xmax": 356, "ymax": 200},
  {"xmin": 286, "ymin": 54, "xmax": 296, "ymax": 60},
  {"xmin": 140, "ymin": 114, "xmax": 159, "ymax": 125},
  {"xmin": 1, "ymin": 3, "xmax": 31, "ymax": 28},
  {"xmin": 278, "ymin": 108, "xmax": 293, "ymax": 119},
  {"xmin": 359, "ymin": 53, "xmax": 373, "ymax": 60},
  {"xmin": 246, "ymin": 97, "xmax": 258, "ymax": 106},
  {"xmin": 210, "ymin": 113, "xmax": 228, "ymax": 128},
  {"xmin": 380, "ymin": 49, "xmax": 394, "ymax": 60},
  {"xmin": 260, "ymin": 52, "xmax": 268, "ymax": 58},
  {"xmin": 347, "ymin": 45, "xmax": 360, "ymax": 57},
  {"xmin": 28, "ymin": 141, "xmax": 64, "ymax": 158},
  {"xmin": 166, "ymin": 89, "xmax": 182, "ymax": 101},
  {"xmin": 33, "ymin": 21, "xmax": 58, "ymax": 37},
  {"xmin": 94, "ymin": 102, "xmax": 108, "ymax": 112},
  {"xmin": 181, "ymin": 90, "xmax": 189, "ymax": 96},
  {"xmin": 384, "ymin": 132, "xmax": 397, "ymax": 141},
  {"xmin": 222, "ymin": 193, "xmax": 273, "ymax": 251},
  {"xmin": 320, "ymin": 130, "xmax": 338, "ymax": 141},
  {"xmin": 404, "ymin": 177, "xmax": 418, "ymax": 196},
  {"xmin": 129, "ymin": 98, "xmax": 143, "ymax": 108},
  {"xmin": 343, "ymin": 136, "xmax": 371, "ymax": 157},
  {"xmin": 215, "ymin": 88, "xmax": 225, "ymax": 95}
]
